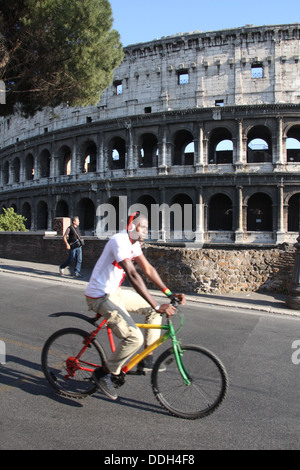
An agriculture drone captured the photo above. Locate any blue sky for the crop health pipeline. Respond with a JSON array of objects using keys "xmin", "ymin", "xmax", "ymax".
[{"xmin": 109, "ymin": 0, "xmax": 299, "ymax": 46}]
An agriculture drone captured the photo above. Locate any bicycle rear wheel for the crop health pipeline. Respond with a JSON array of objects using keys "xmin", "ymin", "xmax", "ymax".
[
  {"xmin": 151, "ymin": 344, "xmax": 228, "ymax": 419},
  {"xmin": 41, "ymin": 328, "xmax": 106, "ymax": 399}
]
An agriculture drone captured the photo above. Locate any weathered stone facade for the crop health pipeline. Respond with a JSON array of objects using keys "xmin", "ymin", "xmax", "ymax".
[{"xmin": 0, "ymin": 23, "xmax": 300, "ymax": 248}]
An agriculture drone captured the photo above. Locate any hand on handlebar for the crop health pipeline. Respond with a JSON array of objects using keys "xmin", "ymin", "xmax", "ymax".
[
  {"xmin": 157, "ymin": 303, "xmax": 176, "ymax": 318},
  {"xmin": 171, "ymin": 293, "xmax": 186, "ymax": 306},
  {"xmin": 157, "ymin": 293, "xmax": 186, "ymax": 318}
]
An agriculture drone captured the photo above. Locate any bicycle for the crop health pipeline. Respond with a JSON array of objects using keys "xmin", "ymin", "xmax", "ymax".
[{"xmin": 41, "ymin": 299, "xmax": 228, "ymax": 420}]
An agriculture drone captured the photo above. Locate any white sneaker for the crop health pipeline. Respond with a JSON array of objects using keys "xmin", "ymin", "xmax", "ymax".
[{"xmin": 59, "ymin": 267, "xmax": 64, "ymax": 276}]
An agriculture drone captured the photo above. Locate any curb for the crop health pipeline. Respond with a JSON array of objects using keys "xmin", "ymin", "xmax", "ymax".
[{"xmin": 1, "ymin": 264, "xmax": 299, "ymax": 318}]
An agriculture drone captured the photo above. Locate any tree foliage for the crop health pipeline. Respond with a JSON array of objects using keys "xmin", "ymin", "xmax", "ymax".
[
  {"xmin": 0, "ymin": 0, "xmax": 124, "ymax": 116},
  {"xmin": 0, "ymin": 207, "xmax": 28, "ymax": 231}
]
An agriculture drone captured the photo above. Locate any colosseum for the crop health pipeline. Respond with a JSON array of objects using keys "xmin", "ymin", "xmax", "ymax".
[{"xmin": 1, "ymin": 23, "xmax": 300, "ymax": 246}]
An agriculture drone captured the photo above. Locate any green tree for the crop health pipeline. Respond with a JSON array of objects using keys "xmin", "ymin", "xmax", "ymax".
[
  {"xmin": 0, "ymin": 0, "xmax": 123, "ymax": 116},
  {"xmin": 0, "ymin": 207, "xmax": 28, "ymax": 231}
]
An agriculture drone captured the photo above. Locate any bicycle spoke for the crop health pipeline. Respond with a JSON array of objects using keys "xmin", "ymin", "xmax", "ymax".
[
  {"xmin": 152, "ymin": 345, "xmax": 228, "ymax": 419},
  {"xmin": 41, "ymin": 328, "xmax": 106, "ymax": 399}
]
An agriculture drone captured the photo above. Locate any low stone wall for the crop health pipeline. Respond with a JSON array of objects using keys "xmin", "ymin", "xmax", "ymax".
[
  {"xmin": 0, "ymin": 232, "xmax": 296, "ymax": 294},
  {"xmin": 142, "ymin": 244, "xmax": 296, "ymax": 294},
  {"xmin": 0, "ymin": 232, "xmax": 106, "ymax": 268}
]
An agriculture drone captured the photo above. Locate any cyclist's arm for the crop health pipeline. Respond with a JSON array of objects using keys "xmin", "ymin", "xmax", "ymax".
[
  {"xmin": 134, "ymin": 253, "xmax": 167, "ymax": 291},
  {"xmin": 135, "ymin": 254, "xmax": 186, "ymax": 306},
  {"xmin": 119, "ymin": 258, "xmax": 175, "ymax": 317}
]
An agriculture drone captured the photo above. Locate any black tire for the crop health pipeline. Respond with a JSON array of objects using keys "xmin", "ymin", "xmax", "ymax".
[
  {"xmin": 41, "ymin": 328, "xmax": 106, "ymax": 399},
  {"xmin": 151, "ymin": 344, "xmax": 228, "ymax": 419}
]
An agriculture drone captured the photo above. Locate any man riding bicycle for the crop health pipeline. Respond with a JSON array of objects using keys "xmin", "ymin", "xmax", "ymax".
[{"xmin": 85, "ymin": 211, "xmax": 185, "ymax": 400}]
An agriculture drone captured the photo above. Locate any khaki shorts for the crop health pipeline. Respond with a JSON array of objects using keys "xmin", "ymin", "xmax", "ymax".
[{"xmin": 86, "ymin": 288, "xmax": 162, "ymax": 374}]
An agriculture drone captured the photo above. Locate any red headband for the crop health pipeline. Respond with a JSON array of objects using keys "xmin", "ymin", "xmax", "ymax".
[{"xmin": 127, "ymin": 211, "xmax": 140, "ymax": 232}]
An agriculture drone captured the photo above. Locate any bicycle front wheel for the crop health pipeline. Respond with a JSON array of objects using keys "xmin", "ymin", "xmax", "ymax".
[
  {"xmin": 41, "ymin": 328, "xmax": 106, "ymax": 399},
  {"xmin": 151, "ymin": 344, "xmax": 228, "ymax": 420}
]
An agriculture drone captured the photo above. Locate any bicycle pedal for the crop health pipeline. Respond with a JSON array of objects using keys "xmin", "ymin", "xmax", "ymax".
[{"xmin": 111, "ymin": 372, "xmax": 126, "ymax": 388}]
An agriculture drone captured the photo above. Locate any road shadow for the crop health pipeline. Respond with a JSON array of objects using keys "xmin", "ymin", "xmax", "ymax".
[
  {"xmin": 0, "ymin": 355, "xmax": 83, "ymax": 407},
  {"xmin": 0, "ymin": 264, "xmax": 91, "ymax": 281}
]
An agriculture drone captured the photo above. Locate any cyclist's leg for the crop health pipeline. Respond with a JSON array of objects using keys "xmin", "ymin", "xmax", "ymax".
[
  {"xmin": 86, "ymin": 294, "xmax": 143, "ymax": 375},
  {"xmin": 118, "ymin": 288, "xmax": 162, "ymax": 346}
]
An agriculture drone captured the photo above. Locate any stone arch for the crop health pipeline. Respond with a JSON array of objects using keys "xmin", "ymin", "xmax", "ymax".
[
  {"xmin": 208, "ymin": 127, "xmax": 233, "ymax": 164},
  {"xmin": 208, "ymin": 193, "xmax": 233, "ymax": 230},
  {"xmin": 286, "ymin": 125, "xmax": 300, "ymax": 163},
  {"xmin": 169, "ymin": 193, "xmax": 195, "ymax": 239},
  {"xmin": 55, "ymin": 199, "xmax": 69, "ymax": 217},
  {"xmin": 3, "ymin": 161, "xmax": 9, "ymax": 184},
  {"xmin": 12, "ymin": 157, "xmax": 20, "ymax": 182},
  {"xmin": 81, "ymin": 140, "xmax": 97, "ymax": 173},
  {"xmin": 58, "ymin": 145, "xmax": 72, "ymax": 175},
  {"xmin": 138, "ymin": 133, "xmax": 158, "ymax": 168},
  {"xmin": 288, "ymin": 193, "xmax": 300, "ymax": 231},
  {"xmin": 39, "ymin": 149, "xmax": 51, "ymax": 178},
  {"xmin": 37, "ymin": 200, "xmax": 48, "ymax": 230},
  {"xmin": 22, "ymin": 202, "xmax": 32, "ymax": 230},
  {"xmin": 109, "ymin": 136, "xmax": 126, "ymax": 170},
  {"xmin": 247, "ymin": 125, "xmax": 272, "ymax": 163},
  {"xmin": 173, "ymin": 129, "xmax": 194, "ymax": 165},
  {"xmin": 76, "ymin": 197, "xmax": 95, "ymax": 233},
  {"xmin": 247, "ymin": 192, "xmax": 273, "ymax": 231},
  {"xmin": 25, "ymin": 153, "xmax": 34, "ymax": 180}
]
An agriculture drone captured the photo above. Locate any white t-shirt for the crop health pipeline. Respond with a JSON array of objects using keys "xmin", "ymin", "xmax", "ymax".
[{"xmin": 85, "ymin": 231, "xmax": 142, "ymax": 298}]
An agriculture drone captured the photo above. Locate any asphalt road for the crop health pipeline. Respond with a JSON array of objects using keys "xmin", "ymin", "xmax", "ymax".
[{"xmin": 0, "ymin": 272, "xmax": 299, "ymax": 451}]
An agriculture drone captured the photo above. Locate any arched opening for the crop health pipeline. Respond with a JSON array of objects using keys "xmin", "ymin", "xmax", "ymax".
[
  {"xmin": 82, "ymin": 142, "xmax": 96, "ymax": 173},
  {"xmin": 173, "ymin": 130, "xmax": 194, "ymax": 165},
  {"xmin": 209, "ymin": 128, "xmax": 233, "ymax": 164},
  {"xmin": 110, "ymin": 137, "xmax": 126, "ymax": 170},
  {"xmin": 77, "ymin": 198, "xmax": 95, "ymax": 233},
  {"xmin": 3, "ymin": 161, "xmax": 9, "ymax": 184},
  {"xmin": 247, "ymin": 126, "xmax": 272, "ymax": 163},
  {"xmin": 25, "ymin": 153, "xmax": 34, "ymax": 180},
  {"xmin": 287, "ymin": 126, "xmax": 300, "ymax": 162},
  {"xmin": 139, "ymin": 134, "xmax": 158, "ymax": 168},
  {"xmin": 12, "ymin": 157, "xmax": 20, "ymax": 182},
  {"xmin": 209, "ymin": 194, "xmax": 233, "ymax": 230},
  {"xmin": 39, "ymin": 149, "xmax": 51, "ymax": 178},
  {"xmin": 247, "ymin": 193, "xmax": 273, "ymax": 231},
  {"xmin": 288, "ymin": 194, "xmax": 300, "ymax": 232},
  {"xmin": 37, "ymin": 201, "xmax": 48, "ymax": 230},
  {"xmin": 169, "ymin": 194, "xmax": 194, "ymax": 240},
  {"xmin": 22, "ymin": 202, "xmax": 31, "ymax": 230},
  {"xmin": 58, "ymin": 145, "xmax": 72, "ymax": 175},
  {"xmin": 56, "ymin": 200, "xmax": 69, "ymax": 218}
]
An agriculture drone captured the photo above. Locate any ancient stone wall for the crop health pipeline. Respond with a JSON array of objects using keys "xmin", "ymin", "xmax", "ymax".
[
  {"xmin": 0, "ymin": 232, "xmax": 295, "ymax": 294},
  {"xmin": 142, "ymin": 243, "xmax": 295, "ymax": 294}
]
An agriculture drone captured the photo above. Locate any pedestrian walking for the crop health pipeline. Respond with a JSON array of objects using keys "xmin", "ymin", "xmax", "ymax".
[{"xmin": 59, "ymin": 216, "xmax": 84, "ymax": 278}]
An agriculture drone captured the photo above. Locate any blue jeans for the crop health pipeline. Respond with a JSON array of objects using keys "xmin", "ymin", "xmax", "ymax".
[{"xmin": 60, "ymin": 247, "xmax": 82, "ymax": 274}]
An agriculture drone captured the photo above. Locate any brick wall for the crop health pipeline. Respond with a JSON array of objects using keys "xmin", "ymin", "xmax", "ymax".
[{"xmin": 0, "ymin": 232, "xmax": 296, "ymax": 294}]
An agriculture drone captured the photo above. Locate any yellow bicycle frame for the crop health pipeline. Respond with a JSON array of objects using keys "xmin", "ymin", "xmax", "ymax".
[{"xmin": 122, "ymin": 324, "xmax": 170, "ymax": 373}]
